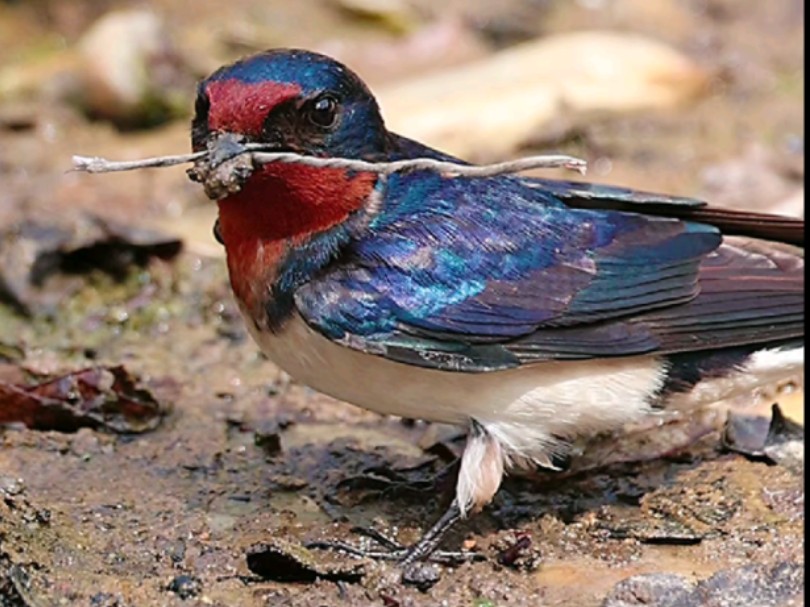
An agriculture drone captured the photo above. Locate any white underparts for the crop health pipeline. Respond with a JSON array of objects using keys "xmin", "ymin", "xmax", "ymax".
[
  {"xmin": 247, "ymin": 312, "xmax": 804, "ymax": 517},
  {"xmin": 665, "ymin": 346, "xmax": 805, "ymax": 410}
]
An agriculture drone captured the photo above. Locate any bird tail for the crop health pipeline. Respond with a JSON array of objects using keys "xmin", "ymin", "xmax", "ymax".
[{"xmin": 656, "ymin": 339, "xmax": 804, "ymax": 411}]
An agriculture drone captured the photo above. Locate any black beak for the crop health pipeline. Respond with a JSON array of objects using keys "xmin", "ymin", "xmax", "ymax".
[
  {"xmin": 206, "ymin": 131, "xmax": 251, "ymax": 168},
  {"xmin": 187, "ymin": 132, "xmax": 258, "ymax": 200}
]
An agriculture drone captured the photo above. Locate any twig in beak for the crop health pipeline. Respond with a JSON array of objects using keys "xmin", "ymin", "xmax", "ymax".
[
  {"xmin": 72, "ymin": 149, "xmax": 587, "ymax": 178},
  {"xmin": 72, "ymin": 152, "xmax": 208, "ymax": 173}
]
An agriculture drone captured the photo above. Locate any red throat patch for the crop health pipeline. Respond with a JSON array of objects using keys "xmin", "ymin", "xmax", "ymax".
[{"xmin": 216, "ymin": 164, "xmax": 377, "ymax": 315}]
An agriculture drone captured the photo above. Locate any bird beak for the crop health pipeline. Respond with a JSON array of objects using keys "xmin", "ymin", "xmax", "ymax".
[
  {"xmin": 187, "ymin": 131, "xmax": 259, "ymax": 200},
  {"xmin": 206, "ymin": 131, "xmax": 252, "ymax": 168}
]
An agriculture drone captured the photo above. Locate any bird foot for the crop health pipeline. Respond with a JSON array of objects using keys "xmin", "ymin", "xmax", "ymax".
[
  {"xmin": 305, "ymin": 500, "xmax": 482, "ymax": 588},
  {"xmin": 305, "ymin": 525, "xmax": 482, "ymax": 566}
]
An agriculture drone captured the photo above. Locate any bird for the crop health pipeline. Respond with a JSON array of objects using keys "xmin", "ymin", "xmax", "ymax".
[{"xmin": 189, "ymin": 48, "xmax": 804, "ymax": 571}]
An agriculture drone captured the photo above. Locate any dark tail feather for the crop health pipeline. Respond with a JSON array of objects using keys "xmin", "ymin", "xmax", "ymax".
[
  {"xmin": 641, "ymin": 207, "xmax": 804, "ymax": 247},
  {"xmin": 566, "ymin": 199, "xmax": 804, "ymax": 246}
]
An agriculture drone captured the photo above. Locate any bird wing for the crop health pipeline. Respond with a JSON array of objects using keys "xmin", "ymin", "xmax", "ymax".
[
  {"xmin": 294, "ymin": 172, "xmax": 804, "ymax": 372},
  {"xmin": 392, "ymin": 132, "xmax": 805, "ymax": 246},
  {"xmin": 527, "ymin": 177, "xmax": 804, "ymax": 246}
]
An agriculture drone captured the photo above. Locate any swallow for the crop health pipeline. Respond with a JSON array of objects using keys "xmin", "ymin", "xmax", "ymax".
[{"xmin": 189, "ymin": 48, "xmax": 804, "ymax": 569}]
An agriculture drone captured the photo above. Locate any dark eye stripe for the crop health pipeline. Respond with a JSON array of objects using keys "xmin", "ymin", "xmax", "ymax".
[
  {"xmin": 195, "ymin": 87, "xmax": 211, "ymax": 120},
  {"xmin": 191, "ymin": 85, "xmax": 212, "ymax": 150}
]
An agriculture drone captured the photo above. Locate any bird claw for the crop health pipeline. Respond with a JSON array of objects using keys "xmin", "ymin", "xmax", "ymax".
[{"xmin": 305, "ymin": 522, "xmax": 484, "ymax": 568}]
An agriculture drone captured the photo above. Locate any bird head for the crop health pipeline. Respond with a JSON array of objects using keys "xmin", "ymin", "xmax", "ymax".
[
  {"xmin": 191, "ymin": 50, "xmax": 386, "ymax": 322},
  {"xmin": 191, "ymin": 48, "xmax": 389, "ymax": 159}
]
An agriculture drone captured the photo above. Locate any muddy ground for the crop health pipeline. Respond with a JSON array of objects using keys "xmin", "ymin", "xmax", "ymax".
[{"xmin": 0, "ymin": 1, "xmax": 804, "ymax": 606}]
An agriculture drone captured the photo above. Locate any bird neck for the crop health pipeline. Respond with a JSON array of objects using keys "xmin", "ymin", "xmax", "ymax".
[{"xmin": 216, "ymin": 163, "xmax": 377, "ymax": 330}]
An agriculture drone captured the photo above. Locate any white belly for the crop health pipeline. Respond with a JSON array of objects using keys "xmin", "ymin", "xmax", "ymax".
[
  {"xmin": 241, "ymin": 309, "xmax": 803, "ymax": 515},
  {"xmin": 245, "ymin": 313, "xmax": 667, "ymax": 460}
]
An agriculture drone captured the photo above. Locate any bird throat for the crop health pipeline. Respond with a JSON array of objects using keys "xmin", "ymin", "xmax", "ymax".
[{"xmin": 216, "ymin": 163, "xmax": 377, "ymax": 329}]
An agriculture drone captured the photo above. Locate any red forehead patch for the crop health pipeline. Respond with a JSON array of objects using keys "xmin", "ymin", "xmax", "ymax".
[{"xmin": 206, "ymin": 80, "xmax": 302, "ymax": 136}]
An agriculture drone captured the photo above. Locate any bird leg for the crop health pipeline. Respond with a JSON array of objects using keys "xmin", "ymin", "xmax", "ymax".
[
  {"xmin": 305, "ymin": 498, "xmax": 481, "ymax": 566},
  {"xmin": 399, "ymin": 498, "xmax": 466, "ymax": 566},
  {"xmin": 306, "ymin": 420, "xmax": 504, "ymax": 567}
]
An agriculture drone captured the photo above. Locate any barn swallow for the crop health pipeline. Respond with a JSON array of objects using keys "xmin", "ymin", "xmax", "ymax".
[{"xmin": 189, "ymin": 49, "xmax": 804, "ymax": 571}]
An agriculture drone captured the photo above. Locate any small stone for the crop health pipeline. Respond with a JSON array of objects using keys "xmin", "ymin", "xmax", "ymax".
[
  {"xmin": 89, "ymin": 592, "xmax": 122, "ymax": 607},
  {"xmin": 401, "ymin": 562, "xmax": 441, "ymax": 591},
  {"xmin": 602, "ymin": 573, "xmax": 692, "ymax": 606},
  {"xmin": 168, "ymin": 539, "xmax": 187, "ymax": 564},
  {"xmin": 0, "ymin": 476, "xmax": 25, "ymax": 496},
  {"xmin": 76, "ymin": 9, "xmax": 191, "ymax": 127},
  {"xmin": 167, "ymin": 575, "xmax": 202, "ymax": 599},
  {"xmin": 70, "ymin": 428, "xmax": 101, "ymax": 458},
  {"xmin": 602, "ymin": 563, "xmax": 804, "ymax": 607}
]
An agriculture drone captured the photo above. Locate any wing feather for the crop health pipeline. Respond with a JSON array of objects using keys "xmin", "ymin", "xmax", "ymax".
[{"xmin": 294, "ymin": 167, "xmax": 803, "ymax": 372}]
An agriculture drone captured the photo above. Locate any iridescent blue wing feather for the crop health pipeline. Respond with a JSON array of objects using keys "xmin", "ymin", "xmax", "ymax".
[
  {"xmin": 290, "ymin": 170, "xmax": 795, "ymax": 371},
  {"xmin": 292, "ymin": 136, "xmax": 803, "ymax": 372},
  {"xmin": 391, "ymin": 134, "xmax": 804, "ymax": 246}
]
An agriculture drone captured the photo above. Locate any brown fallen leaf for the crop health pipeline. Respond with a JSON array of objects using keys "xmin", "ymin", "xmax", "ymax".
[{"xmin": 0, "ymin": 365, "xmax": 167, "ymax": 433}]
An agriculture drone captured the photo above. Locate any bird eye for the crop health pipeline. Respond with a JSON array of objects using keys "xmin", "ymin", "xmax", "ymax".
[{"xmin": 307, "ymin": 95, "xmax": 339, "ymax": 128}]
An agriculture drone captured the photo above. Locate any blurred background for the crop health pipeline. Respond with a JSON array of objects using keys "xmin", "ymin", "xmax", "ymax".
[
  {"xmin": 0, "ymin": 1, "xmax": 804, "ymax": 606},
  {"xmin": 0, "ymin": 0, "xmax": 804, "ymax": 238}
]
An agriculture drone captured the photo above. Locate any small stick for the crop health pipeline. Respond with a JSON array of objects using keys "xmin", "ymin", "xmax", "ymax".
[
  {"xmin": 72, "ymin": 151, "xmax": 208, "ymax": 173},
  {"xmin": 249, "ymin": 151, "xmax": 587, "ymax": 176},
  {"xmin": 73, "ymin": 150, "xmax": 587, "ymax": 178}
]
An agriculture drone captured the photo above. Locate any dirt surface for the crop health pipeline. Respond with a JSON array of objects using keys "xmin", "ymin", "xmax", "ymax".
[{"xmin": 0, "ymin": 1, "xmax": 804, "ymax": 606}]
